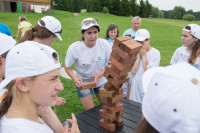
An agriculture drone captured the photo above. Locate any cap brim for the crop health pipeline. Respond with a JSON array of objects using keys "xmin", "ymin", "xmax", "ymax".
[
  {"xmin": 142, "ymin": 67, "xmax": 162, "ymax": 93},
  {"xmin": 134, "ymin": 36, "xmax": 146, "ymax": 41},
  {"xmin": 81, "ymin": 23, "xmax": 100, "ymax": 31},
  {"xmin": 55, "ymin": 33, "xmax": 62, "ymax": 41},
  {"xmin": 0, "ymin": 78, "xmax": 12, "ymax": 90}
]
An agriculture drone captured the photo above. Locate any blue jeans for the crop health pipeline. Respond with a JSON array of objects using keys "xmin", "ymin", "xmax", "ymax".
[{"xmin": 76, "ymin": 84, "xmax": 105, "ymax": 98}]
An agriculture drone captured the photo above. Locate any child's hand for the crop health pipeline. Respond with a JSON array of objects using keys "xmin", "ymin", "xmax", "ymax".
[
  {"xmin": 64, "ymin": 113, "xmax": 80, "ymax": 133},
  {"xmin": 139, "ymin": 47, "xmax": 146, "ymax": 56}
]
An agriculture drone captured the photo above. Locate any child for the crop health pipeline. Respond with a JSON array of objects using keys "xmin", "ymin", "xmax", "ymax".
[
  {"xmin": 0, "ymin": 42, "xmax": 80, "ymax": 133},
  {"xmin": 171, "ymin": 24, "xmax": 200, "ymax": 70},
  {"xmin": 129, "ymin": 29, "xmax": 160, "ymax": 103},
  {"xmin": 17, "ymin": 16, "xmax": 32, "ymax": 40},
  {"xmin": 0, "ymin": 33, "xmax": 16, "ymax": 103},
  {"xmin": 19, "ymin": 16, "xmax": 65, "ymax": 107},
  {"xmin": 136, "ymin": 62, "xmax": 200, "ymax": 133},
  {"xmin": 65, "ymin": 18, "xmax": 112, "ymax": 110},
  {"xmin": 105, "ymin": 24, "xmax": 119, "ymax": 46}
]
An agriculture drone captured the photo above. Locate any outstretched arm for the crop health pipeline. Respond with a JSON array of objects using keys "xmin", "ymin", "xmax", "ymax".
[{"xmin": 64, "ymin": 65, "xmax": 83, "ymax": 88}]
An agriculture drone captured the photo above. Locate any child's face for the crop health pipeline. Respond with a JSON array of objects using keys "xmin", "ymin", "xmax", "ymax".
[
  {"xmin": 108, "ymin": 28, "xmax": 118, "ymax": 40},
  {"xmin": 181, "ymin": 30, "xmax": 198, "ymax": 47},
  {"xmin": 27, "ymin": 69, "xmax": 63, "ymax": 107}
]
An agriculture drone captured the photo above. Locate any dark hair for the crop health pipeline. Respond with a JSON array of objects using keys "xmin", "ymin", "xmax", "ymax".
[
  {"xmin": 1, "ymin": 51, "xmax": 9, "ymax": 58},
  {"xmin": 105, "ymin": 24, "xmax": 119, "ymax": 39},
  {"xmin": 184, "ymin": 26, "xmax": 200, "ymax": 65},
  {"xmin": 136, "ymin": 118, "xmax": 158, "ymax": 133},
  {"xmin": 19, "ymin": 20, "xmax": 55, "ymax": 43}
]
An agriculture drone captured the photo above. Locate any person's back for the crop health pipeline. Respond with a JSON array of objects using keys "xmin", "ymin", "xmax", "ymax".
[
  {"xmin": 18, "ymin": 21, "xmax": 32, "ymax": 37},
  {"xmin": 0, "ymin": 23, "xmax": 12, "ymax": 36}
]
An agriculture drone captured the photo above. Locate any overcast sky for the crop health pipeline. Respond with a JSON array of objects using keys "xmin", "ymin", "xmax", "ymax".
[{"xmin": 137, "ymin": 0, "xmax": 200, "ymax": 12}]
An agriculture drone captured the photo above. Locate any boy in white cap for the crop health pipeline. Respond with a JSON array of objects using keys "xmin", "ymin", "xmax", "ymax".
[
  {"xmin": 128, "ymin": 29, "xmax": 160, "ymax": 103},
  {"xmin": 65, "ymin": 18, "xmax": 112, "ymax": 110},
  {"xmin": 171, "ymin": 24, "xmax": 200, "ymax": 70},
  {"xmin": 136, "ymin": 62, "xmax": 200, "ymax": 133},
  {"xmin": 0, "ymin": 33, "xmax": 16, "ymax": 103},
  {"xmin": 0, "ymin": 42, "xmax": 80, "ymax": 133}
]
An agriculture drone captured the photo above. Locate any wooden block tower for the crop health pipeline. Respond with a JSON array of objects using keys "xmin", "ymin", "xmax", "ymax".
[{"xmin": 99, "ymin": 36, "xmax": 142, "ymax": 132}]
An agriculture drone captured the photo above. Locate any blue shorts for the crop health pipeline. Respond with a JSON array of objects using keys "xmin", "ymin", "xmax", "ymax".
[{"xmin": 76, "ymin": 84, "xmax": 105, "ymax": 98}]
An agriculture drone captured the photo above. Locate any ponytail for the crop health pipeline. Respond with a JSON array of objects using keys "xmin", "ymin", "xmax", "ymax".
[
  {"xmin": 0, "ymin": 80, "xmax": 15, "ymax": 119},
  {"xmin": 19, "ymin": 28, "xmax": 34, "ymax": 43},
  {"xmin": 188, "ymin": 40, "xmax": 200, "ymax": 65}
]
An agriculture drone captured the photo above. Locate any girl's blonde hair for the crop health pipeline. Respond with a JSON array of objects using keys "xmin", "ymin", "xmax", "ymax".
[{"xmin": 0, "ymin": 77, "xmax": 35, "ymax": 119}]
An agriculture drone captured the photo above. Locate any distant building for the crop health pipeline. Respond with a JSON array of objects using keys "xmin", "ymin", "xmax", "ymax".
[{"xmin": 0, "ymin": 0, "xmax": 51, "ymax": 13}]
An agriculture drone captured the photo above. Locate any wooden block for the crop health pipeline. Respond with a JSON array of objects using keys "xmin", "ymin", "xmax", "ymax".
[
  {"xmin": 113, "ymin": 36, "xmax": 132, "ymax": 47},
  {"xmin": 116, "ymin": 110, "xmax": 123, "ymax": 118},
  {"xmin": 103, "ymin": 93, "xmax": 123, "ymax": 104},
  {"xmin": 103, "ymin": 103, "xmax": 123, "ymax": 114},
  {"xmin": 103, "ymin": 118, "xmax": 113, "ymax": 124},
  {"xmin": 115, "ymin": 88, "xmax": 123, "ymax": 95},
  {"xmin": 108, "ymin": 75, "xmax": 129, "ymax": 89},
  {"xmin": 81, "ymin": 82, "xmax": 96, "ymax": 90},
  {"xmin": 104, "ymin": 82, "xmax": 117, "ymax": 91},
  {"xmin": 113, "ymin": 118, "xmax": 123, "ymax": 127},
  {"xmin": 110, "ymin": 64, "xmax": 128, "ymax": 77},
  {"xmin": 112, "ymin": 46, "xmax": 138, "ymax": 60},
  {"xmin": 106, "ymin": 75, "xmax": 123, "ymax": 89},
  {"xmin": 99, "ymin": 119, "xmax": 116, "ymax": 132},
  {"xmin": 99, "ymin": 88, "xmax": 116, "ymax": 98},
  {"xmin": 105, "ymin": 64, "xmax": 127, "ymax": 80},
  {"xmin": 110, "ymin": 56, "xmax": 135, "ymax": 72},
  {"xmin": 118, "ymin": 39, "xmax": 142, "ymax": 54},
  {"xmin": 100, "ymin": 109, "xmax": 116, "ymax": 121}
]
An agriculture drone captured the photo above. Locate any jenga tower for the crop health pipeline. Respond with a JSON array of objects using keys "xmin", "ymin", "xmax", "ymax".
[{"xmin": 99, "ymin": 36, "xmax": 142, "ymax": 132}]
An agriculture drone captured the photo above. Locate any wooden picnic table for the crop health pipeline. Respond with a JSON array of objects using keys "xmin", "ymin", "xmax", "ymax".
[{"xmin": 62, "ymin": 99, "xmax": 142, "ymax": 133}]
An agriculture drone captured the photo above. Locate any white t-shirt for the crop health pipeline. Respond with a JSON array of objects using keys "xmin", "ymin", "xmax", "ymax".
[
  {"xmin": 0, "ymin": 115, "xmax": 54, "ymax": 133},
  {"xmin": 171, "ymin": 47, "xmax": 200, "ymax": 70},
  {"xmin": 65, "ymin": 38, "xmax": 112, "ymax": 87},
  {"xmin": 130, "ymin": 47, "xmax": 160, "ymax": 103}
]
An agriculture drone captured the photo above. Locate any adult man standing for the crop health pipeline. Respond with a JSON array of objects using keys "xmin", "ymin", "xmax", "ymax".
[
  {"xmin": 122, "ymin": 16, "xmax": 141, "ymax": 39},
  {"xmin": 122, "ymin": 16, "xmax": 141, "ymax": 99}
]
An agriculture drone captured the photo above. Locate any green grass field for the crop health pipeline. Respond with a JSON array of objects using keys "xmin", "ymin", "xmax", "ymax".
[{"xmin": 1, "ymin": 10, "xmax": 200, "ymax": 121}]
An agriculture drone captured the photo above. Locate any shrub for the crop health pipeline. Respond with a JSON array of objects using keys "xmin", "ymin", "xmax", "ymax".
[
  {"xmin": 102, "ymin": 6, "xmax": 109, "ymax": 14},
  {"xmin": 182, "ymin": 14, "xmax": 195, "ymax": 21}
]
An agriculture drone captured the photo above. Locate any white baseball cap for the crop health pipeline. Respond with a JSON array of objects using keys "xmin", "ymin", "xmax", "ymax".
[
  {"xmin": 81, "ymin": 18, "xmax": 100, "ymax": 31},
  {"xmin": 134, "ymin": 29, "xmax": 150, "ymax": 41},
  {"xmin": 183, "ymin": 24, "xmax": 200, "ymax": 40},
  {"xmin": 38, "ymin": 16, "xmax": 62, "ymax": 41},
  {"xmin": 0, "ymin": 33, "xmax": 16, "ymax": 55},
  {"xmin": 142, "ymin": 62, "xmax": 200, "ymax": 132},
  {"xmin": 0, "ymin": 41, "xmax": 61, "ymax": 90}
]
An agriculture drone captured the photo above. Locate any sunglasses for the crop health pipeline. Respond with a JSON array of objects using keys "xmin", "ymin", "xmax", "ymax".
[{"xmin": 82, "ymin": 19, "xmax": 98, "ymax": 26}]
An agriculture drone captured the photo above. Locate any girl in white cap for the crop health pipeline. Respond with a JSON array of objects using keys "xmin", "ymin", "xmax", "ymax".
[
  {"xmin": 0, "ymin": 33, "xmax": 16, "ymax": 103},
  {"xmin": 0, "ymin": 42, "xmax": 80, "ymax": 133},
  {"xmin": 19, "ymin": 16, "xmax": 62, "ymax": 44},
  {"xmin": 171, "ymin": 24, "xmax": 200, "ymax": 70},
  {"xmin": 136, "ymin": 62, "xmax": 200, "ymax": 133},
  {"xmin": 19, "ymin": 16, "xmax": 66, "ymax": 107},
  {"xmin": 65, "ymin": 18, "xmax": 112, "ymax": 110}
]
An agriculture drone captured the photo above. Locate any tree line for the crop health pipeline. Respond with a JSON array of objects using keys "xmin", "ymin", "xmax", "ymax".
[{"xmin": 53, "ymin": 0, "xmax": 200, "ymax": 20}]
